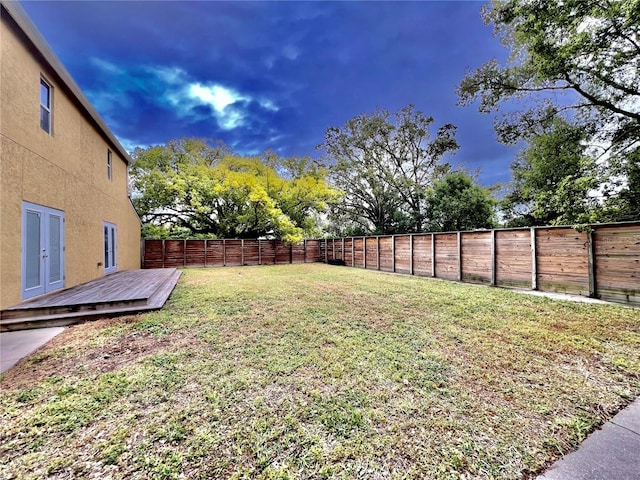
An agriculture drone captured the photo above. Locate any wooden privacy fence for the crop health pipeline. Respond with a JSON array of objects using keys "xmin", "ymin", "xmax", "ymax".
[
  {"xmin": 143, "ymin": 239, "xmax": 322, "ymax": 269},
  {"xmin": 141, "ymin": 222, "xmax": 639, "ymax": 306},
  {"xmin": 319, "ymin": 222, "xmax": 640, "ymax": 306}
]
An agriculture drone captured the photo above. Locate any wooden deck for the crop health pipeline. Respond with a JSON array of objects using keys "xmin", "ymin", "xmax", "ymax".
[{"xmin": 0, "ymin": 269, "xmax": 181, "ymax": 331}]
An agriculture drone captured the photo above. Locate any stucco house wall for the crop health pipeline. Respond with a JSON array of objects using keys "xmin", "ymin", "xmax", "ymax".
[{"xmin": 0, "ymin": 1, "xmax": 141, "ymax": 309}]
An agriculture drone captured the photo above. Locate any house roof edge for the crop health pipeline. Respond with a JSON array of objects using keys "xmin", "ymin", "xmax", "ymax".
[{"xmin": 1, "ymin": 0, "xmax": 134, "ymax": 164}]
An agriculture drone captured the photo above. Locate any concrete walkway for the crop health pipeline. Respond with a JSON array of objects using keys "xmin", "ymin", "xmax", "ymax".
[
  {"xmin": 537, "ymin": 397, "xmax": 640, "ymax": 480},
  {"xmin": 510, "ymin": 288, "xmax": 614, "ymax": 305},
  {"xmin": 0, "ymin": 327, "xmax": 65, "ymax": 373}
]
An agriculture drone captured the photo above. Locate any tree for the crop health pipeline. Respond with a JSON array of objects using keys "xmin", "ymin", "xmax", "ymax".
[
  {"xmin": 425, "ymin": 171, "xmax": 496, "ymax": 232},
  {"xmin": 458, "ymin": 0, "xmax": 640, "ymax": 221},
  {"xmin": 319, "ymin": 105, "xmax": 458, "ymax": 234},
  {"xmin": 130, "ymin": 138, "xmax": 339, "ymax": 242},
  {"xmin": 500, "ymin": 118, "xmax": 602, "ymax": 226}
]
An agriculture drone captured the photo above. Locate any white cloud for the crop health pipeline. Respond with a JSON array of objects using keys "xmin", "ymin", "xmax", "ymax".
[
  {"xmin": 151, "ymin": 66, "xmax": 188, "ymax": 85},
  {"xmin": 189, "ymin": 84, "xmax": 243, "ymax": 111},
  {"xmin": 259, "ymin": 99, "xmax": 278, "ymax": 112},
  {"xmin": 89, "ymin": 58, "xmax": 279, "ymax": 131}
]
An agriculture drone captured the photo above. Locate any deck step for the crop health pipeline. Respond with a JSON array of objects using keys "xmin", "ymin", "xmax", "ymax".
[
  {"xmin": 0, "ymin": 269, "xmax": 182, "ymax": 332},
  {"xmin": 0, "ymin": 298, "xmax": 149, "ymax": 321}
]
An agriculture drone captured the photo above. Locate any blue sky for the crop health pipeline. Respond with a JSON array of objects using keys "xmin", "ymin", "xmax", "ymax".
[{"xmin": 21, "ymin": 0, "xmax": 520, "ymax": 185}]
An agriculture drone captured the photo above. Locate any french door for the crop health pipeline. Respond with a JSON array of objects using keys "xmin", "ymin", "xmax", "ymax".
[
  {"xmin": 22, "ymin": 202, "xmax": 65, "ymax": 300},
  {"xmin": 103, "ymin": 222, "xmax": 117, "ymax": 274}
]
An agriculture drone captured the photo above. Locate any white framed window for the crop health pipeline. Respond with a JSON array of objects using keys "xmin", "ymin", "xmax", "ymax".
[
  {"xmin": 107, "ymin": 150, "xmax": 112, "ymax": 180},
  {"xmin": 40, "ymin": 77, "xmax": 52, "ymax": 134}
]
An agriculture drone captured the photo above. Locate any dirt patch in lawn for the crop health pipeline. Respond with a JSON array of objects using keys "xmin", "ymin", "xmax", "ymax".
[{"xmin": 1, "ymin": 315, "xmax": 189, "ymax": 388}]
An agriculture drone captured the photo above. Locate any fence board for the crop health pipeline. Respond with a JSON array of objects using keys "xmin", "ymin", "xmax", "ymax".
[
  {"xmin": 292, "ymin": 243, "xmax": 305, "ymax": 263},
  {"xmin": 461, "ymin": 231, "xmax": 492, "ymax": 284},
  {"xmin": 365, "ymin": 237, "xmax": 378, "ymax": 269},
  {"xmin": 412, "ymin": 235, "xmax": 433, "ymax": 276},
  {"xmin": 205, "ymin": 240, "xmax": 223, "ymax": 266},
  {"xmin": 535, "ymin": 228, "xmax": 589, "ymax": 295},
  {"xmin": 223, "ymin": 240, "xmax": 242, "ymax": 266},
  {"xmin": 163, "ymin": 240, "xmax": 185, "ymax": 268},
  {"xmin": 143, "ymin": 240, "xmax": 164, "ymax": 268},
  {"xmin": 495, "ymin": 230, "xmax": 531, "ymax": 288},
  {"xmin": 354, "ymin": 238, "xmax": 365, "ymax": 268},
  {"xmin": 305, "ymin": 240, "xmax": 321, "ymax": 263},
  {"xmin": 275, "ymin": 242, "xmax": 291, "ymax": 264},
  {"xmin": 594, "ymin": 225, "xmax": 640, "ymax": 304},
  {"xmin": 435, "ymin": 234, "xmax": 458, "ymax": 280},
  {"xmin": 261, "ymin": 240, "xmax": 277, "ymax": 265},
  {"xmin": 344, "ymin": 238, "xmax": 354, "ymax": 266},
  {"xmin": 243, "ymin": 240, "xmax": 260, "ymax": 266},
  {"xmin": 184, "ymin": 240, "xmax": 205, "ymax": 267},
  {"xmin": 379, "ymin": 237, "xmax": 393, "ymax": 272},
  {"xmin": 394, "ymin": 236, "xmax": 411, "ymax": 274}
]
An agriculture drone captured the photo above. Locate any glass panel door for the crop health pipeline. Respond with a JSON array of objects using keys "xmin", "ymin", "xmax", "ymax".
[
  {"xmin": 25, "ymin": 210, "xmax": 43, "ymax": 293},
  {"xmin": 103, "ymin": 222, "xmax": 117, "ymax": 274},
  {"xmin": 47, "ymin": 213, "xmax": 64, "ymax": 290},
  {"xmin": 22, "ymin": 202, "xmax": 65, "ymax": 299}
]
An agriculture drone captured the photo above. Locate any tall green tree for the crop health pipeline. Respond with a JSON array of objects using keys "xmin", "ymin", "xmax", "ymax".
[
  {"xmin": 458, "ymin": 0, "xmax": 640, "ymax": 221},
  {"xmin": 425, "ymin": 171, "xmax": 496, "ymax": 232},
  {"xmin": 319, "ymin": 105, "xmax": 458, "ymax": 234},
  {"xmin": 130, "ymin": 138, "xmax": 339, "ymax": 242},
  {"xmin": 501, "ymin": 118, "xmax": 602, "ymax": 226}
]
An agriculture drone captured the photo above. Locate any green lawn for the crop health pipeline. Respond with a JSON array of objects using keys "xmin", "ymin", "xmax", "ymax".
[{"xmin": 1, "ymin": 264, "xmax": 638, "ymax": 479}]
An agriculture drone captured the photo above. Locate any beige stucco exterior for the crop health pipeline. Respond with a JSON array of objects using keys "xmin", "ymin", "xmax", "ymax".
[{"xmin": 0, "ymin": 2, "xmax": 141, "ymax": 309}]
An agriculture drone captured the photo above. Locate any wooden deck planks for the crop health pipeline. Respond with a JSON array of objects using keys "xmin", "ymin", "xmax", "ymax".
[
  {"xmin": 5, "ymin": 269, "xmax": 177, "ymax": 309},
  {"xmin": 1, "ymin": 269, "xmax": 181, "ymax": 331}
]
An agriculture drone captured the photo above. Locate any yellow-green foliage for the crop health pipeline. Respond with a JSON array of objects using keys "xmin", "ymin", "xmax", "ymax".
[{"xmin": 131, "ymin": 138, "xmax": 340, "ymax": 241}]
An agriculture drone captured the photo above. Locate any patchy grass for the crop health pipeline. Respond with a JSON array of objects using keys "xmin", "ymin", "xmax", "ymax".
[{"xmin": 1, "ymin": 264, "xmax": 638, "ymax": 479}]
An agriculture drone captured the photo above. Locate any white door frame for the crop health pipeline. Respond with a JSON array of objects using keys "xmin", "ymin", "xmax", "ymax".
[
  {"xmin": 103, "ymin": 222, "xmax": 117, "ymax": 274},
  {"xmin": 21, "ymin": 201, "xmax": 65, "ymax": 300}
]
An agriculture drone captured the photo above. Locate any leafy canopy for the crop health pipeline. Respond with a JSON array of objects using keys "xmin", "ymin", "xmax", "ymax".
[
  {"xmin": 425, "ymin": 171, "xmax": 496, "ymax": 232},
  {"xmin": 458, "ymin": 0, "xmax": 640, "ymax": 223},
  {"xmin": 319, "ymin": 105, "xmax": 459, "ymax": 235},
  {"xmin": 458, "ymin": 0, "xmax": 639, "ymax": 148},
  {"xmin": 130, "ymin": 138, "xmax": 339, "ymax": 242},
  {"xmin": 500, "ymin": 117, "xmax": 601, "ymax": 226}
]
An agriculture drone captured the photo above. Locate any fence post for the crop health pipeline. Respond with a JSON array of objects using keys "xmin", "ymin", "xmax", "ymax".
[
  {"xmin": 290, "ymin": 243, "xmax": 293, "ymax": 264},
  {"xmin": 223, "ymin": 239, "xmax": 227, "ymax": 267},
  {"xmin": 362, "ymin": 237, "xmax": 366, "ymax": 269},
  {"xmin": 377, "ymin": 236, "xmax": 381, "ymax": 270},
  {"xmin": 352, "ymin": 237, "xmax": 355, "ymax": 267},
  {"xmin": 490, "ymin": 230, "xmax": 496, "ymax": 286},
  {"xmin": 409, "ymin": 234, "xmax": 414, "ymax": 275},
  {"xmin": 325, "ymin": 239, "xmax": 328, "ymax": 263},
  {"xmin": 342, "ymin": 238, "xmax": 345, "ymax": 261},
  {"xmin": 457, "ymin": 232, "xmax": 462, "ymax": 281},
  {"xmin": 204, "ymin": 240, "xmax": 208, "ymax": 267},
  {"xmin": 392, "ymin": 235, "xmax": 396, "ymax": 272},
  {"xmin": 431, "ymin": 234, "xmax": 436, "ymax": 277},
  {"xmin": 587, "ymin": 228, "xmax": 597, "ymax": 298},
  {"xmin": 332, "ymin": 238, "xmax": 336, "ymax": 259},
  {"xmin": 183, "ymin": 239, "xmax": 187, "ymax": 267},
  {"xmin": 531, "ymin": 228, "xmax": 537, "ymax": 290},
  {"xmin": 303, "ymin": 239, "xmax": 307, "ymax": 263},
  {"xmin": 162, "ymin": 239, "xmax": 166, "ymax": 269}
]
